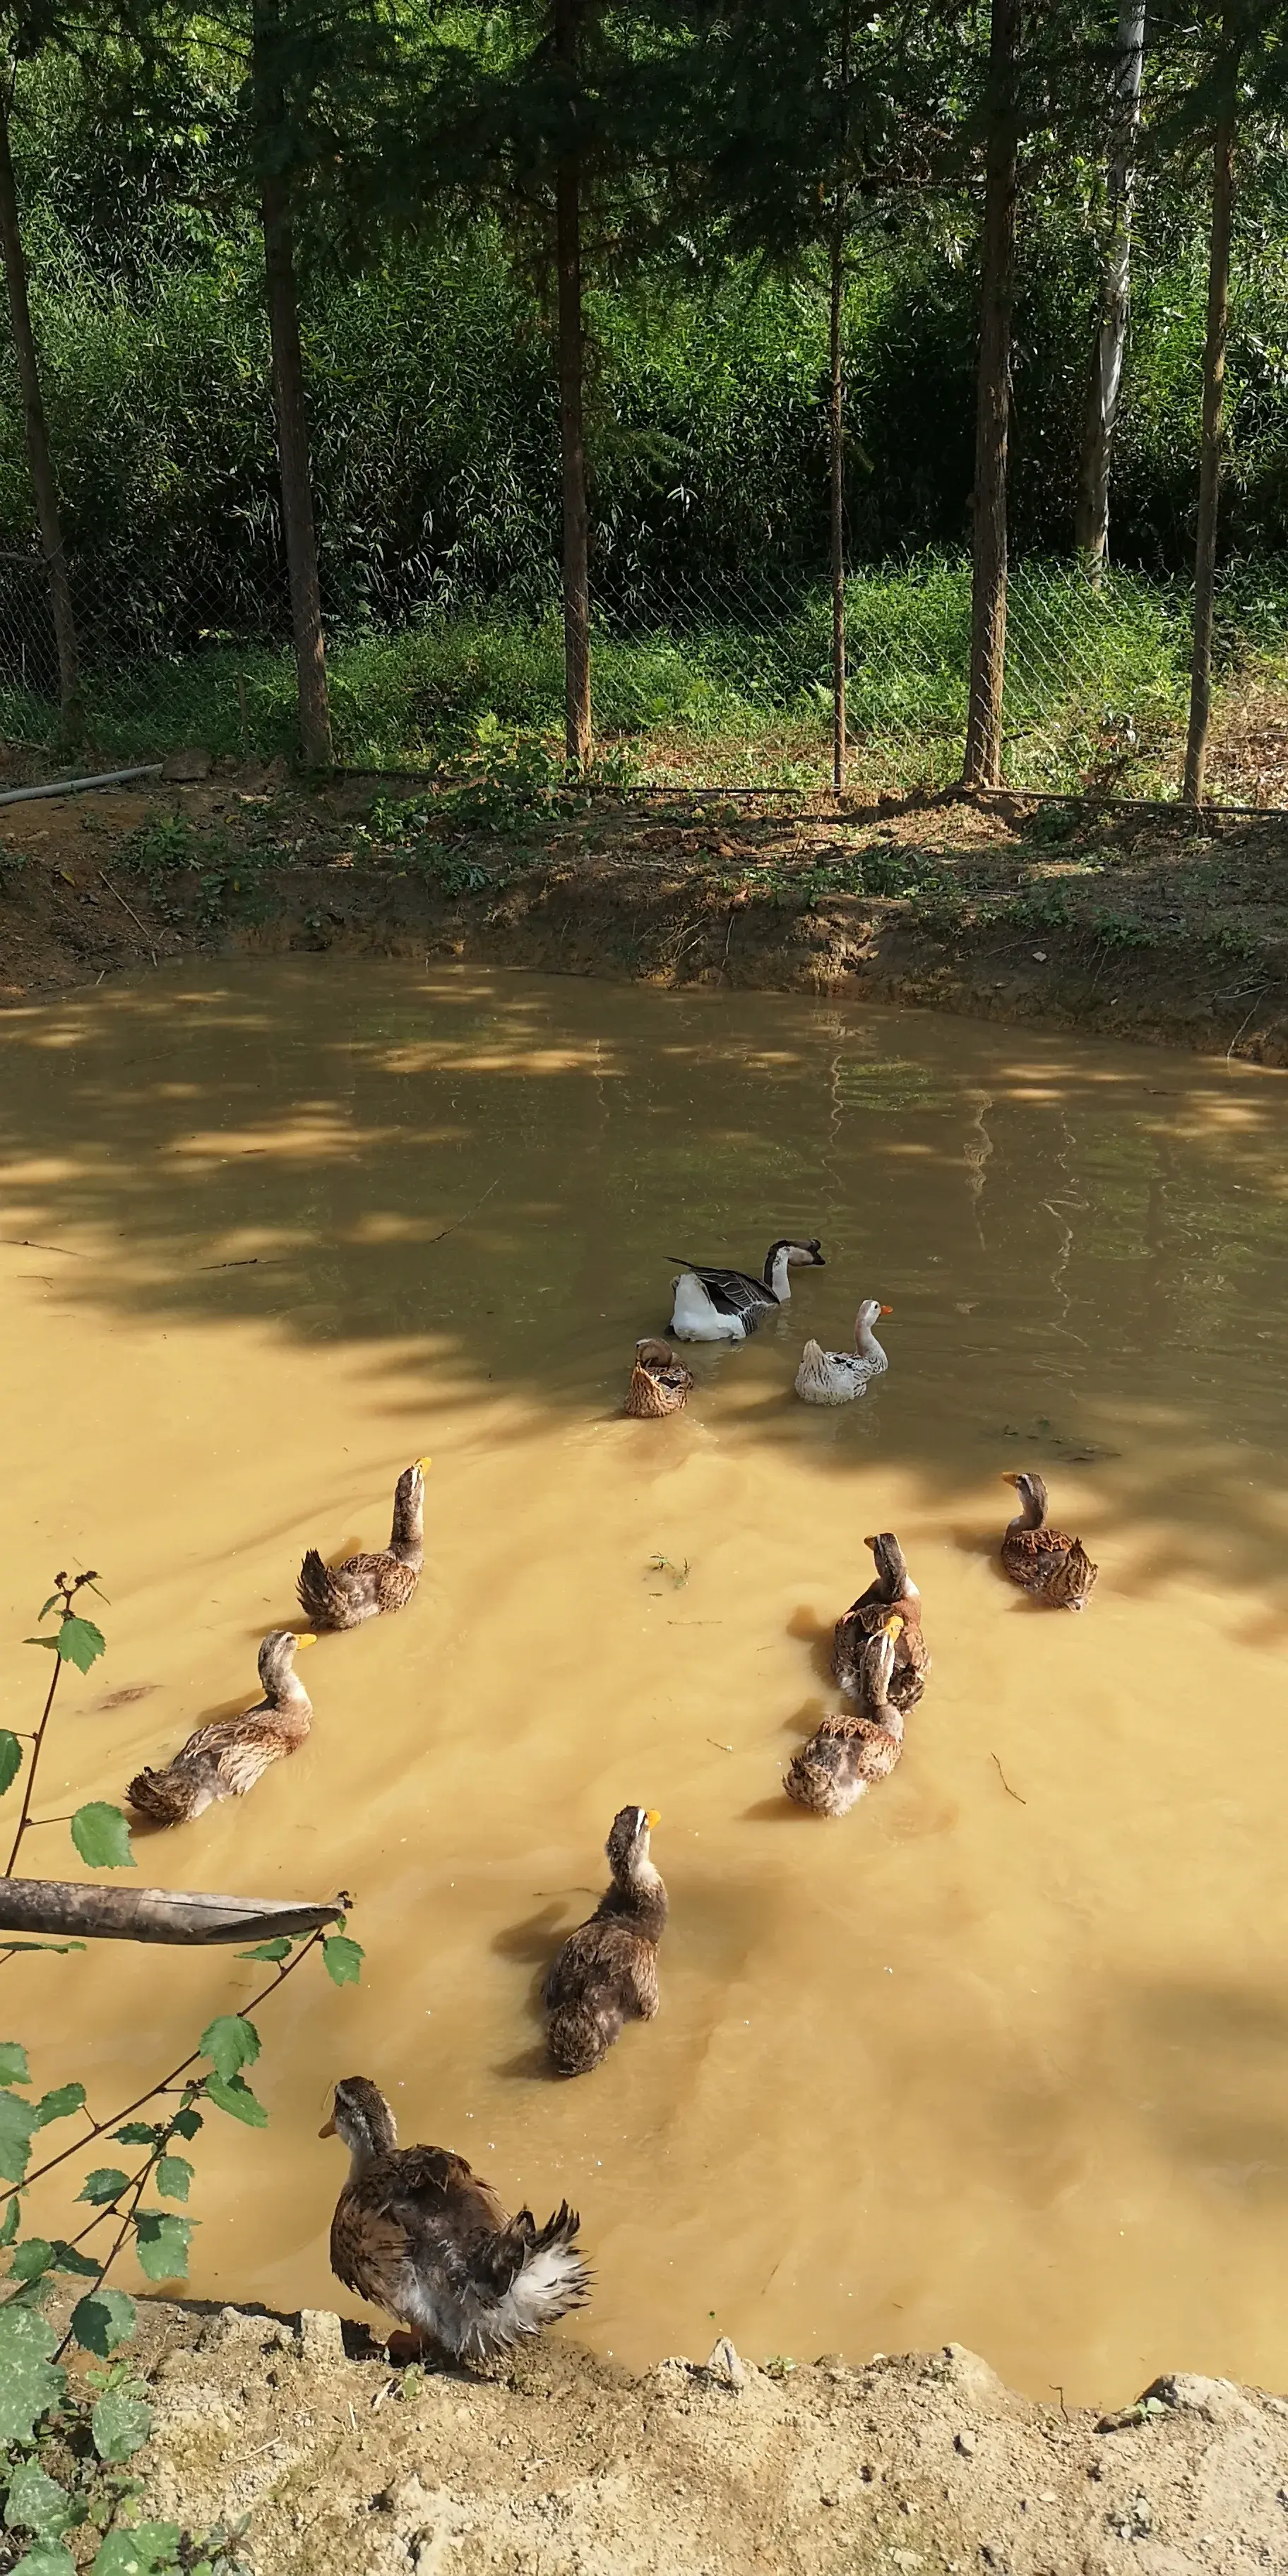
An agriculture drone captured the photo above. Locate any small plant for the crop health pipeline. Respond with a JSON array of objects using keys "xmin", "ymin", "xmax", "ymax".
[
  {"xmin": 0, "ymin": 1563, "xmax": 363, "ymax": 2576},
  {"xmin": 1088, "ymin": 909, "xmax": 1157, "ymax": 949},
  {"xmin": 122, "ymin": 819, "xmax": 201, "ymax": 873}
]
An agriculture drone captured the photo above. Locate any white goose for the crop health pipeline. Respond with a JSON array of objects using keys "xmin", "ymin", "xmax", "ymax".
[
  {"xmin": 794, "ymin": 1298, "xmax": 892, "ymax": 1404},
  {"xmin": 667, "ymin": 1236, "xmax": 825, "ymax": 1343}
]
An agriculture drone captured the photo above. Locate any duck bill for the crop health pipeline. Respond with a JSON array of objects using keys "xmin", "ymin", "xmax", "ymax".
[
  {"xmin": 878, "ymin": 1304, "xmax": 893, "ymax": 1315},
  {"xmin": 318, "ymin": 2114, "xmax": 337, "ymax": 2139},
  {"xmin": 645, "ymin": 1808, "xmax": 661, "ymax": 1828}
]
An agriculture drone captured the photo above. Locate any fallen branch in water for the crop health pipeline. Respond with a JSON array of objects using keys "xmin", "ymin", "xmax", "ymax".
[{"xmin": 991, "ymin": 1752, "xmax": 1027, "ymax": 1804}]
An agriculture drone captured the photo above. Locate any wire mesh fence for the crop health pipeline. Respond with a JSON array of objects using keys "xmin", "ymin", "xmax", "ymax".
[{"xmin": 4, "ymin": 515, "xmax": 1288, "ymax": 806}]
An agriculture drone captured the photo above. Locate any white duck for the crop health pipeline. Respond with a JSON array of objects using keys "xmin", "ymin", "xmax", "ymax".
[
  {"xmin": 667, "ymin": 1236, "xmax": 825, "ymax": 1343},
  {"xmin": 794, "ymin": 1299, "xmax": 892, "ymax": 1404}
]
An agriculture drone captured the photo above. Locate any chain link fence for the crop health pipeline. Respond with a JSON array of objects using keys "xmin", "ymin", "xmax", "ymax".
[{"xmin": 4, "ymin": 503, "xmax": 1288, "ymax": 804}]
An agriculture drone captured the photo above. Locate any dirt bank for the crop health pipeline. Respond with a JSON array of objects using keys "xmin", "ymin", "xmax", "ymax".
[
  {"xmin": 1, "ymin": 764, "xmax": 1287, "ymax": 1061},
  {"xmin": 115, "ymin": 2301, "xmax": 1288, "ymax": 2575}
]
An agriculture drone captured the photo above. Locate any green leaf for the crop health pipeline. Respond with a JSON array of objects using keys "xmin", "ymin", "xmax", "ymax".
[
  {"xmin": 0, "ymin": 2192, "xmax": 19, "ymax": 2243},
  {"xmin": 169, "ymin": 2107, "xmax": 203, "ymax": 2140},
  {"xmin": 154, "ymin": 2156, "xmax": 192, "ymax": 2203},
  {"xmin": 12, "ymin": 2544, "xmax": 77, "ymax": 2576},
  {"xmin": 92, "ymin": 2385, "xmax": 154, "ymax": 2464},
  {"xmin": 9, "ymin": 2236, "xmax": 54, "ymax": 2280},
  {"xmin": 0, "ymin": 2041, "xmax": 30, "ymax": 2083},
  {"xmin": 4, "ymin": 2457, "xmax": 76, "ymax": 2539},
  {"xmin": 0, "ymin": 2301, "xmax": 65, "ymax": 2440},
  {"xmin": 79, "ymin": 2167, "xmax": 130, "ymax": 2205},
  {"xmin": 92, "ymin": 2523, "xmax": 183, "ymax": 2576},
  {"xmin": 71, "ymin": 1805, "xmax": 135, "ymax": 1871},
  {"xmin": 237, "ymin": 1938, "xmax": 292, "ymax": 1962},
  {"xmin": 24, "ymin": 1637, "xmax": 59, "ymax": 1652},
  {"xmin": 49, "ymin": 2239, "xmax": 104, "ymax": 2277},
  {"xmin": 112, "ymin": 2123, "xmax": 160, "ymax": 2148},
  {"xmin": 322, "ymin": 1933, "xmax": 364, "ymax": 1987},
  {"xmin": 37, "ymin": 1595, "xmax": 61, "ymax": 1621},
  {"xmin": 0, "ymin": 1942, "xmax": 86, "ymax": 1955},
  {"xmin": 132, "ymin": 2210, "xmax": 193, "ymax": 2283},
  {"xmin": 203, "ymin": 2073, "xmax": 268, "ymax": 2128},
  {"xmin": 35, "ymin": 2081, "xmax": 86, "ymax": 2127},
  {"xmin": 198, "ymin": 2014, "xmax": 260, "ymax": 2083},
  {"xmin": 56, "ymin": 1616, "xmax": 106, "ymax": 1673},
  {"xmin": 69, "ymin": 2288, "xmax": 136, "ymax": 2358},
  {"xmin": 0, "ymin": 2087, "xmax": 42, "ymax": 2182},
  {"xmin": 0, "ymin": 1731, "xmax": 23, "ymax": 1796}
]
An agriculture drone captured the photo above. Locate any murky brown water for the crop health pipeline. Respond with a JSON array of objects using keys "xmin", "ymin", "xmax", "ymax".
[{"xmin": 2, "ymin": 961, "xmax": 1287, "ymax": 2400}]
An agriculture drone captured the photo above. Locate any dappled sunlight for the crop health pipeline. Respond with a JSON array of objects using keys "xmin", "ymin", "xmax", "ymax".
[{"xmin": 2, "ymin": 959, "xmax": 1288, "ymax": 2399}]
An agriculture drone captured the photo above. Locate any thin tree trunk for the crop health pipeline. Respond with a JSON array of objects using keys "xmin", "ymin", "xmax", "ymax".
[
  {"xmin": 1183, "ymin": 103, "xmax": 1234, "ymax": 809},
  {"xmin": 963, "ymin": 0, "xmax": 1021, "ymax": 790},
  {"xmin": 0, "ymin": 86, "xmax": 80, "ymax": 733},
  {"xmin": 829, "ymin": 215, "xmax": 845, "ymax": 795},
  {"xmin": 554, "ymin": 0, "xmax": 591, "ymax": 769},
  {"xmin": 1075, "ymin": 0, "xmax": 1145, "ymax": 573},
  {"xmin": 252, "ymin": 0, "xmax": 332, "ymax": 772}
]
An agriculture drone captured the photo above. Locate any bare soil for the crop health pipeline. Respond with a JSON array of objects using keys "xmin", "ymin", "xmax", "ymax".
[
  {"xmin": 1, "ymin": 760, "xmax": 1287, "ymax": 1061},
  {"xmin": 114, "ymin": 2300, "xmax": 1288, "ymax": 2575}
]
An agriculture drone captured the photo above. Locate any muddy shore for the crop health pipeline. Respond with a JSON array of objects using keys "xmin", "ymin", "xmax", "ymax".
[
  {"xmin": 1, "ymin": 765, "xmax": 1286, "ymax": 1062},
  {"xmin": 116, "ymin": 2299, "xmax": 1288, "ymax": 2575}
]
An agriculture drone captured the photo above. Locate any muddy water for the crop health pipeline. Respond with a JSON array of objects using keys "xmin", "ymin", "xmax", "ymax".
[{"xmin": 1, "ymin": 962, "xmax": 1287, "ymax": 2402}]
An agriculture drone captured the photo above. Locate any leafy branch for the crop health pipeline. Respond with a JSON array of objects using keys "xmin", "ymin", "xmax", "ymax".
[{"xmin": 4, "ymin": 1566, "xmax": 130, "ymax": 1883}]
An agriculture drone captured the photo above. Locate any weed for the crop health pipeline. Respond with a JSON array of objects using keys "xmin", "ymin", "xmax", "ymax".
[{"xmin": 1088, "ymin": 910, "xmax": 1158, "ymax": 949}]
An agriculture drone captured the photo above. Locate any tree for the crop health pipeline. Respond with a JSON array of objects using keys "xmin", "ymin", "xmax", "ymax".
[
  {"xmin": 1075, "ymin": 0, "xmax": 1145, "ymax": 573},
  {"xmin": 0, "ymin": 10, "xmax": 81, "ymax": 734},
  {"xmin": 962, "ymin": 0, "xmax": 1021, "ymax": 791}
]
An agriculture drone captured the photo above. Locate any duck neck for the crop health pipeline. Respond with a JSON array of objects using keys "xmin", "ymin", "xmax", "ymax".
[
  {"xmin": 390, "ymin": 1486, "xmax": 424, "ymax": 1569},
  {"xmin": 876, "ymin": 1542, "xmax": 916, "ymax": 1605},
  {"xmin": 1008, "ymin": 1484, "xmax": 1045, "ymax": 1532},
  {"xmin": 268, "ymin": 1667, "xmax": 312, "ymax": 1739},
  {"xmin": 764, "ymin": 1246, "xmax": 792, "ymax": 1302},
  {"xmin": 604, "ymin": 1854, "xmax": 668, "ymax": 1939},
  {"xmin": 854, "ymin": 1313, "xmax": 885, "ymax": 1360}
]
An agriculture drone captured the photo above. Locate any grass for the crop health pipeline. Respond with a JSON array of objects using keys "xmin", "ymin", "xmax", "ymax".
[{"xmin": 4, "ymin": 555, "xmax": 1288, "ymax": 803}]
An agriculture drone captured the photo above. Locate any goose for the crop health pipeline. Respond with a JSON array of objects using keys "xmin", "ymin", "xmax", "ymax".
[
  {"xmin": 795, "ymin": 1299, "xmax": 892, "ymax": 1404},
  {"xmin": 321, "ymin": 2075, "xmax": 590, "ymax": 2362},
  {"xmin": 667, "ymin": 1236, "xmax": 825, "ymax": 1342}
]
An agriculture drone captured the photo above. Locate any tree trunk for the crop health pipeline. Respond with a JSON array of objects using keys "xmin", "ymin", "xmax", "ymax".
[
  {"xmin": 252, "ymin": 0, "xmax": 332, "ymax": 772},
  {"xmin": 0, "ymin": 88, "xmax": 80, "ymax": 734},
  {"xmin": 963, "ymin": 0, "xmax": 1021, "ymax": 792},
  {"xmin": 1075, "ymin": 0, "xmax": 1145, "ymax": 573},
  {"xmin": 829, "ymin": 215, "xmax": 846, "ymax": 795},
  {"xmin": 554, "ymin": 0, "xmax": 592, "ymax": 770},
  {"xmin": 1183, "ymin": 103, "xmax": 1234, "ymax": 809}
]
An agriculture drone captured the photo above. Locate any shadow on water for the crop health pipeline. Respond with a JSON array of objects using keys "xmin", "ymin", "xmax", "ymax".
[{"xmin": 1, "ymin": 958, "xmax": 1286, "ymax": 1621}]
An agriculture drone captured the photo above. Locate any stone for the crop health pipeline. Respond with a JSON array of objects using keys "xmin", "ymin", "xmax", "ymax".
[
  {"xmin": 198, "ymin": 2305, "xmax": 290, "ymax": 2354},
  {"xmin": 160, "ymin": 747, "xmax": 212, "ymax": 782},
  {"xmin": 297, "ymin": 2307, "xmax": 346, "ymax": 2364},
  {"xmin": 705, "ymin": 2337, "xmax": 748, "ymax": 2391},
  {"xmin": 955, "ymin": 2430, "xmax": 978, "ymax": 2457},
  {"xmin": 1138, "ymin": 2373, "xmax": 1257, "ymax": 2427}
]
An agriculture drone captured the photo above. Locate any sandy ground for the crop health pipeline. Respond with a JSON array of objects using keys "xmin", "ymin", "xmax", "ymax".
[{"xmin": 117, "ymin": 2301, "xmax": 1288, "ymax": 2575}]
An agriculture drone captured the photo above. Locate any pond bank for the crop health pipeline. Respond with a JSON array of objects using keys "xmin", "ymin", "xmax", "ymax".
[
  {"xmin": 1, "ymin": 768, "xmax": 1286, "ymax": 1063},
  {"xmin": 123, "ymin": 2299, "xmax": 1288, "ymax": 2575}
]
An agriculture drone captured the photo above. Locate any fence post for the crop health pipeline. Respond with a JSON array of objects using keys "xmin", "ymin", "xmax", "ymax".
[
  {"xmin": 963, "ymin": 0, "xmax": 1020, "ymax": 792},
  {"xmin": 554, "ymin": 0, "xmax": 592, "ymax": 772},
  {"xmin": 0, "ymin": 89, "xmax": 80, "ymax": 737},
  {"xmin": 1183, "ymin": 93, "xmax": 1235, "ymax": 810}
]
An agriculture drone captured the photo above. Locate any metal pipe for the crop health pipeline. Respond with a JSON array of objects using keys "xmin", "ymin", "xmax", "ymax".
[{"xmin": 0, "ymin": 762, "xmax": 162, "ymax": 808}]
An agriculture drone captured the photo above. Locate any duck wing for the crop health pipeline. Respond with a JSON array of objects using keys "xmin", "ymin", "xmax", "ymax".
[{"xmin": 666, "ymin": 1258, "xmax": 772, "ymax": 1320}]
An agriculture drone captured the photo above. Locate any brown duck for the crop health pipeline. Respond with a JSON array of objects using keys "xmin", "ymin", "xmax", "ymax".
[
  {"xmin": 545, "ymin": 1807, "xmax": 667, "ymax": 2076},
  {"xmin": 786, "ymin": 1616, "xmax": 906, "ymax": 1816},
  {"xmin": 126, "ymin": 1629, "xmax": 316, "ymax": 1825},
  {"xmin": 624, "ymin": 1337, "xmax": 694, "ymax": 1419},
  {"xmin": 834, "ymin": 1531, "xmax": 929, "ymax": 1713},
  {"xmin": 321, "ymin": 2075, "xmax": 590, "ymax": 2363},
  {"xmin": 1001, "ymin": 1471, "xmax": 1097, "ymax": 1609},
  {"xmin": 297, "ymin": 1457, "xmax": 430, "ymax": 1629}
]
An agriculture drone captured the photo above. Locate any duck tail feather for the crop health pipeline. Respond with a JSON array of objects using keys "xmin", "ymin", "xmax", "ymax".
[
  {"xmin": 547, "ymin": 1996, "xmax": 621, "ymax": 2076},
  {"xmin": 296, "ymin": 1548, "xmax": 350, "ymax": 1626},
  {"xmin": 126, "ymin": 1753, "xmax": 217, "ymax": 1825}
]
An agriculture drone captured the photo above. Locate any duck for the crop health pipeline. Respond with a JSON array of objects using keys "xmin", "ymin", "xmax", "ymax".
[
  {"xmin": 795, "ymin": 1299, "xmax": 892, "ymax": 1404},
  {"xmin": 126, "ymin": 1629, "xmax": 316, "ymax": 1824},
  {"xmin": 321, "ymin": 2075, "xmax": 591, "ymax": 2363},
  {"xmin": 297, "ymin": 1457, "xmax": 430, "ymax": 1630},
  {"xmin": 785, "ymin": 1616, "xmax": 906, "ymax": 1815},
  {"xmin": 834, "ymin": 1530, "xmax": 929, "ymax": 1713},
  {"xmin": 1000, "ymin": 1470, "xmax": 1098, "ymax": 1609},
  {"xmin": 624, "ymin": 1337, "xmax": 694, "ymax": 1419},
  {"xmin": 544, "ymin": 1806, "xmax": 667, "ymax": 2075},
  {"xmin": 667, "ymin": 1236, "xmax": 825, "ymax": 1342}
]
